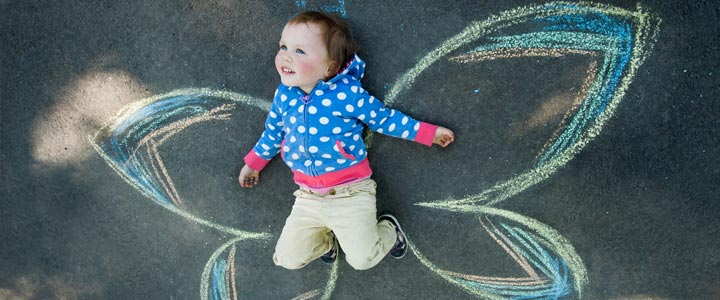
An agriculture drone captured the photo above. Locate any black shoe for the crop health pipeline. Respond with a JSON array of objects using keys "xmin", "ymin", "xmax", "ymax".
[
  {"xmin": 320, "ymin": 232, "xmax": 338, "ymax": 264},
  {"xmin": 378, "ymin": 213, "xmax": 407, "ymax": 259}
]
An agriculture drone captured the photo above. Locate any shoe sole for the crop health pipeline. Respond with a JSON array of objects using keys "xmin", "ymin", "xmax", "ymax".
[{"xmin": 378, "ymin": 213, "xmax": 407, "ymax": 259}]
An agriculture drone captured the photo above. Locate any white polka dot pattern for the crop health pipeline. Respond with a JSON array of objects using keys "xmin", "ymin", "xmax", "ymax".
[{"xmin": 251, "ymin": 55, "xmax": 425, "ymax": 178}]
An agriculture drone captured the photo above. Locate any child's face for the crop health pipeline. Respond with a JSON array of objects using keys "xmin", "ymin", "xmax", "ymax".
[{"xmin": 275, "ymin": 22, "xmax": 333, "ymax": 94}]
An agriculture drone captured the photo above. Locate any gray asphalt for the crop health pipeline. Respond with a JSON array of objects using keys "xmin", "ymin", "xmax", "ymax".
[{"xmin": 2, "ymin": 1, "xmax": 719, "ymax": 299}]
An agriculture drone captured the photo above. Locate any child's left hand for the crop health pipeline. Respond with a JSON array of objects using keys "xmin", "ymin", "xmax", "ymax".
[{"xmin": 433, "ymin": 126, "xmax": 455, "ymax": 147}]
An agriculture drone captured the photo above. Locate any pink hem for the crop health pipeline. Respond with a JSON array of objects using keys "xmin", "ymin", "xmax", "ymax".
[{"xmin": 292, "ymin": 158, "xmax": 372, "ymax": 188}]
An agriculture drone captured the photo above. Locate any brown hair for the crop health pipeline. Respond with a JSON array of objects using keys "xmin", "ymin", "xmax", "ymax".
[{"xmin": 287, "ymin": 11, "xmax": 359, "ymax": 76}]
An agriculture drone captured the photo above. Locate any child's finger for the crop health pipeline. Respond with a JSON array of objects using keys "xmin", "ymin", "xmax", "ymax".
[
  {"xmin": 443, "ymin": 135, "xmax": 454, "ymax": 146},
  {"xmin": 241, "ymin": 176, "xmax": 258, "ymax": 188}
]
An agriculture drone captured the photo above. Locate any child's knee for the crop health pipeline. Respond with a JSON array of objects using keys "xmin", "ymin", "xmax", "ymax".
[
  {"xmin": 344, "ymin": 254, "xmax": 380, "ymax": 270},
  {"xmin": 346, "ymin": 260, "xmax": 376, "ymax": 270},
  {"xmin": 340, "ymin": 236, "xmax": 386, "ymax": 270},
  {"xmin": 273, "ymin": 252, "xmax": 308, "ymax": 270}
]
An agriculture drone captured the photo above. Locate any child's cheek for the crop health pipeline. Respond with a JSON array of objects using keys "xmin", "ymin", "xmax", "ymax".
[
  {"xmin": 274, "ymin": 55, "xmax": 282, "ymax": 72},
  {"xmin": 295, "ymin": 60, "xmax": 320, "ymax": 79}
]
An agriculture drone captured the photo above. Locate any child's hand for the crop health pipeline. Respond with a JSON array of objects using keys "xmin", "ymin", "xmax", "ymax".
[
  {"xmin": 433, "ymin": 126, "xmax": 455, "ymax": 148},
  {"xmin": 238, "ymin": 164, "xmax": 261, "ymax": 188}
]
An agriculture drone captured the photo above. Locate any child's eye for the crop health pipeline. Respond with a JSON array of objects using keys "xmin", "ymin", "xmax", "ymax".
[
  {"xmin": 279, "ymin": 45, "xmax": 287, "ymax": 51},
  {"xmin": 295, "ymin": 49, "xmax": 305, "ymax": 55}
]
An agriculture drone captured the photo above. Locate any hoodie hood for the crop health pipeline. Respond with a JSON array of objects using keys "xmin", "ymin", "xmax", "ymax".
[
  {"xmin": 326, "ymin": 54, "xmax": 366, "ymax": 84},
  {"xmin": 284, "ymin": 54, "xmax": 366, "ymax": 97}
]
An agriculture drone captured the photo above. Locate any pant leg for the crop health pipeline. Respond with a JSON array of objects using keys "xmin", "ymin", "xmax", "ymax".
[
  {"xmin": 326, "ymin": 179, "xmax": 397, "ymax": 270},
  {"xmin": 273, "ymin": 190, "xmax": 334, "ymax": 270}
]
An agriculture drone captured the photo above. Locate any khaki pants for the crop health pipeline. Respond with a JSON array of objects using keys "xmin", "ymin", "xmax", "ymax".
[{"xmin": 273, "ymin": 179, "xmax": 397, "ymax": 270}]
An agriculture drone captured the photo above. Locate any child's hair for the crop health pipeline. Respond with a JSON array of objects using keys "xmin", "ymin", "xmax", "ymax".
[{"xmin": 288, "ymin": 11, "xmax": 359, "ymax": 76}]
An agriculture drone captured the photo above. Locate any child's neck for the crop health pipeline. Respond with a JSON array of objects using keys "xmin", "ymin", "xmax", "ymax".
[{"xmin": 299, "ymin": 82, "xmax": 322, "ymax": 97}]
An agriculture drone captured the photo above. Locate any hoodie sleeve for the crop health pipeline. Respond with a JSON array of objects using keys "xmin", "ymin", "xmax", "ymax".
[
  {"xmin": 244, "ymin": 89, "xmax": 286, "ymax": 171},
  {"xmin": 346, "ymin": 85, "xmax": 437, "ymax": 146}
]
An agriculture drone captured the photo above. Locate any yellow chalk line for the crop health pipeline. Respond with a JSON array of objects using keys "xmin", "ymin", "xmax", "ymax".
[
  {"xmin": 291, "ymin": 289, "xmax": 321, "ymax": 300},
  {"xmin": 147, "ymin": 138, "xmax": 185, "ymax": 209},
  {"xmin": 438, "ymin": 270, "xmax": 549, "ymax": 286},
  {"xmin": 449, "ymin": 48, "xmax": 596, "ymax": 63},
  {"xmin": 227, "ymin": 244, "xmax": 238, "ymax": 300},
  {"xmin": 320, "ymin": 257, "xmax": 339, "ymax": 300}
]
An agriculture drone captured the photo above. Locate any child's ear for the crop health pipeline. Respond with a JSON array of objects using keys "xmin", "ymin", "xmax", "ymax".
[{"xmin": 325, "ymin": 61, "xmax": 339, "ymax": 78}]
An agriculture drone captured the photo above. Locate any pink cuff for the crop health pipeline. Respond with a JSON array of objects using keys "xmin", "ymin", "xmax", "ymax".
[
  {"xmin": 244, "ymin": 150, "xmax": 271, "ymax": 171},
  {"xmin": 414, "ymin": 122, "xmax": 438, "ymax": 147}
]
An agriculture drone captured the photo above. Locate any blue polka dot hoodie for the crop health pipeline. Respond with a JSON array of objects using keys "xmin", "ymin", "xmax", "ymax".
[{"xmin": 244, "ymin": 54, "xmax": 438, "ymax": 188}]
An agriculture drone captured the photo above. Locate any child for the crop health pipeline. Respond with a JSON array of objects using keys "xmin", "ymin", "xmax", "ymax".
[{"xmin": 239, "ymin": 11, "xmax": 454, "ymax": 270}]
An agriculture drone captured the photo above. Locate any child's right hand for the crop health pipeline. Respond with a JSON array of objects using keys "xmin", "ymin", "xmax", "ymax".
[{"xmin": 238, "ymin": 164, "xmax": 261, "ymax": 188}]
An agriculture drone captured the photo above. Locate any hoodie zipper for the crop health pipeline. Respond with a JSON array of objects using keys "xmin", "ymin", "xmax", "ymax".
[{"xmin": 301, "ymin": 85, "xmax": 321, "ymax": 177}]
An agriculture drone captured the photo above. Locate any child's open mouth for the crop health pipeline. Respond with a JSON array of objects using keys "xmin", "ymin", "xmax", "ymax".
[{"xmin": 281, "ymin": 67, "xmax": 295, "ymax": 74}]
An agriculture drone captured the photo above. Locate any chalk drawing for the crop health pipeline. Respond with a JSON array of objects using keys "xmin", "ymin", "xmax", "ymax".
[
  {"xmin": 385, "ymin": 2, "xmax": 659, "ymax": 299},
  {"xmin": 295, "ymin": 0, "xmax": 347, "ymax": 17},
  {"xmin": 90, "ymin": 89, "xmax": 337, "ymax": 300},
  {"xmin": 91, "ymin": 2, "xmax": 658, "ymax": 299}
]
